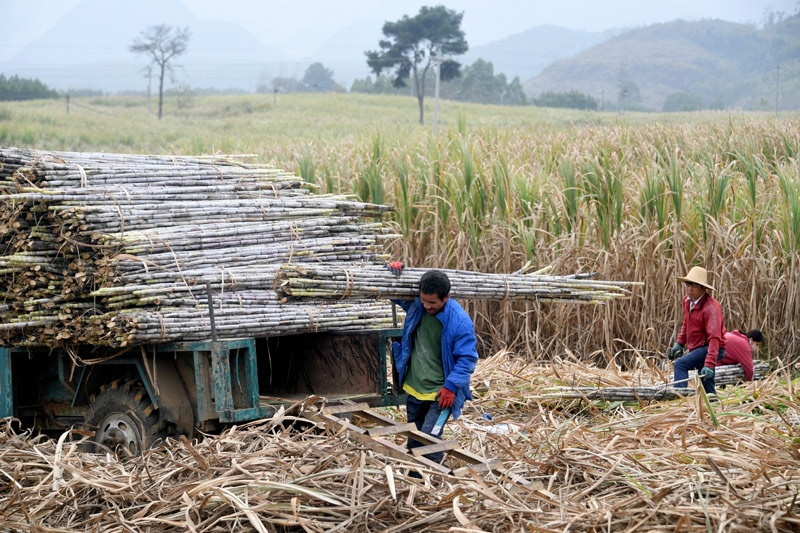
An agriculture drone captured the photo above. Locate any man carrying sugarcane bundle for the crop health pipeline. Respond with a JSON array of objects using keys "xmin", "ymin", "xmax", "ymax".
[
  {"xmin": 667, "ymin": 266, "xmax": 727, "ymax": 395},
  {"xmin": 386, "ymin": 263, "xmax": 478, "ymax": 468}
]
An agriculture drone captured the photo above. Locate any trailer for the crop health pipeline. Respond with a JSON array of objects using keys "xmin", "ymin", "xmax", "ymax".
[{"xmin": 0, "ymin": 328, "xmax": 403, "ymax": 453}]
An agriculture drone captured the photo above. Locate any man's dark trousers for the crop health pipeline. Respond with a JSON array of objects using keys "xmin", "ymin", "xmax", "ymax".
[
  {"xmin": 674, "ymin": 346, "xmax": 726, "ymax": 394},
  {"xmin": 406, "ymin": 395, "xmax": 450, "ymax": 464}
]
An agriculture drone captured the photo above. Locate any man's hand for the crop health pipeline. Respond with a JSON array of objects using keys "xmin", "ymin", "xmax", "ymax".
[
  {"xmin": 699, "ymin": 366, "xmax": 714, "ymax": 381},
  {"xmin": 667, "ymin": 342, "xmax": 683, "ymax": 360},
  {"xmin": 386, "ymin": 262, "xmax": 404, "ymax": 276},
  {"xmin": 436, "ymin": 386, "xmax": 454, "ymax": 409}
]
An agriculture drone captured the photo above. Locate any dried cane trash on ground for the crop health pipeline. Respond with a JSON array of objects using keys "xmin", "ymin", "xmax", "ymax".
[{"xmin": 1, "ymin": 352, "xmax": 800, "ymax": 532}]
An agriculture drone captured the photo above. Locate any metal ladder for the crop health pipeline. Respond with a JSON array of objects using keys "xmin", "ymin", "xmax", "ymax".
[{"xmin": 307, "ymin": 402, "xmax": 521, "ymax": 480}]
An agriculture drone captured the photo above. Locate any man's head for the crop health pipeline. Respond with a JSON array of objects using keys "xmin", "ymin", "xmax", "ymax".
[
  {"xmin": 683, "ymin": 280, "xmax": 706, "ymax": 301},
  {"xmin": 746, "ymin": 329, "xmax": 764, "ymax": 354},
  {"xmin": 419, "ymin": 270, "xmax": 450, "ymax": 314},
  {"xmin": 677, "ymin": 266, "xmax": 714, "ymax": 300}
]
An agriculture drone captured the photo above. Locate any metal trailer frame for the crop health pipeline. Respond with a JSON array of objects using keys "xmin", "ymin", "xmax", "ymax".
[{"xmin": 0, "ymin": 328, "xmax": 403, "ymax": 436}]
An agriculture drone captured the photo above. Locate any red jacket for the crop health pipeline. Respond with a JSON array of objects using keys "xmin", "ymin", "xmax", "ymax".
[
  {"xmin": 676, "ymin": 293, "xmax": 726, "ymax": 368},
  {"xmin": 719, "ymin": 330, "xmax": 754, "ymax": 381}
]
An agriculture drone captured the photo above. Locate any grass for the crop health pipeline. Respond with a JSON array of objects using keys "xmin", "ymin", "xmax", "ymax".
[
  {"xmin": 2, "ymin": 93, "xmax": 800, "ymax": 365},
  {"xmin": 4, "ymin": 353, "xmax": 800, "ymax": 531}
]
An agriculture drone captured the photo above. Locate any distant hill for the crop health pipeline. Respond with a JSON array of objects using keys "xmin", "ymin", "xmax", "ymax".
[
  {"xmin": 3, "ymin": 0, "xmax": 282, "ymax": 93},
  {"xmin": 524, "ymin": 14, "xmax": 800, "ymax": 111},
  {"xmin": 462, "ymin": 25, "xmax": 612, "ymax": 82}
]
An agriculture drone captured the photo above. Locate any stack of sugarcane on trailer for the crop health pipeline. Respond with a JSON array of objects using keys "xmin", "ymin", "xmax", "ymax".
[{"xmin": 0, "ymin": 147, "xmax": 400, "ymax": 347}]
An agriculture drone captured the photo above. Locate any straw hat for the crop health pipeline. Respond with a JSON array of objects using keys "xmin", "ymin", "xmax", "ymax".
[{"xmin": 676, "ymin": 266, "xmax": 714, "ymax": 291}]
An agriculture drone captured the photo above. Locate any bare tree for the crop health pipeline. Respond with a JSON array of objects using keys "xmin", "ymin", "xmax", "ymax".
[{"xmin": 129, "ymin": 25, "xmax": 190, "ymax": 119}]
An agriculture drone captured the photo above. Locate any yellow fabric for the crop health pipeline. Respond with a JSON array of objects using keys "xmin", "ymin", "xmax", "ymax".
[{"xmin": 403, "ymin": 382, "xmax": 438, "ymax": 401}]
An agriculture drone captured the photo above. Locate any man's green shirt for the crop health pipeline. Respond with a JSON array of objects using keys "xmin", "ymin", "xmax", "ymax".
[{"xmin": 403, "ymin": 312, "xmax": 444, "ymax": 400}]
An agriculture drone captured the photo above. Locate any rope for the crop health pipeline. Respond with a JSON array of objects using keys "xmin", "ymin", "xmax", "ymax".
[
  {"xmin": 339, "ymin": 268, "xmax": 355, "ymax": 300},
  {"xmin": 305, "ymin": 309, "xmax": 317, "ymax": 331},
  {"xmin": 113, "ymin": 203, "xmax": 125, "ymax": 237},
  {"xmin": 118, "ymin": 185, "xmax": 132, "ymax": 204},
  {"xmin": 289, "ymin": 221, "xmax": 324, "ymax": 263},
  {"xmin": 257, "ymin": 196, "xmax": 269, "ymax": 220},
  {"xmin": 76, "ymin": 164, "xmax": 87, "ymax": 188},
  {"xmin": 502, "ymin": 275, "xmax": 510, "ymax": 301},
  {"xmin": 147, "ymin": 234, "xmax": 206, "ymax": 327},
  {"xmin": 140, "ymin": 346, "xmax": 158, "ymax": 395},
  {"xmin": 156, "ymin": 312, "xmax": 166, "ymax": 342}
]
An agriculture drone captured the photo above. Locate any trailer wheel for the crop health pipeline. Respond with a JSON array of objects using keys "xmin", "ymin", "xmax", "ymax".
[{"xmin": 84, "ymin": 380, "xmax": 163, "ymax": 455}]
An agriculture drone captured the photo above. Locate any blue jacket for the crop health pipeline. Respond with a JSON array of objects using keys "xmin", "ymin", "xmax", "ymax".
[{"xmin": 392, "ymin": 297, "xmax": 478, "ymax": 420}]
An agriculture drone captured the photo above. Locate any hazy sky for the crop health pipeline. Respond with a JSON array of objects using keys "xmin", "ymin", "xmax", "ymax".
[{"xmin": 0, "ymin": 0, "xmax": 796, "ymax": 62}]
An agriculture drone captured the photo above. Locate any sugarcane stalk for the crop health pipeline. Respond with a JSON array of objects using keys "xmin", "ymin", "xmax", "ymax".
[{"xmin": 274, "ymin": 264, "xmax": 640, "ymax": 304}]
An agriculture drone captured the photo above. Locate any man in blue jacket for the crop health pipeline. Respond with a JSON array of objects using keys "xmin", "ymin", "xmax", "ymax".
[{"xmin": 387, "ymin": 265, "xmax": 478, "ymax": 465}]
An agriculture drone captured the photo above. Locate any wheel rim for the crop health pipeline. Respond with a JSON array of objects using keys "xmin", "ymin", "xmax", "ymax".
[{"xmin": 95, "ymin": 412, "xmax": 144, "ymax": 454}]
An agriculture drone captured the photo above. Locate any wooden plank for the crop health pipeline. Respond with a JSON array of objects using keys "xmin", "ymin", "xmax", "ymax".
[
  {"xmin": 410, "ymin": 440, "xmax": 459, "ymax": 457},
  {"xmin": 307, "ymin": 410, "xmax": 451, "ymax": 474},
  {"xmin": 353, "ymin": 433, "xmax": 452, "ymax": 474},
  {"xmin": 452, "ymin": 459, "xmax": 504, "ymax": 477},
  {"xmin": 348, "ymin": 408, "xmax": 400, "ymax": 426},
  {"xmin": 367, "ymin": 422, "xmax": 416, "ymax": 437},
  {"xmin": 322, "ymin": 402, "xmax": 371, "ymax": 415},
  {"xmin": 406, "ymin": 429, "xmax": 441, "ymax": 446},
  {"xmin": 309, "ymin": 406, "xmax": 525, "ymax": 484},
  {"xmin": 316, "ymin": 413, "xmax": 367, "ymax": 434},
  {"xmin": 443, "ymin": 446, "xmax": 499, "ymax": 465}
]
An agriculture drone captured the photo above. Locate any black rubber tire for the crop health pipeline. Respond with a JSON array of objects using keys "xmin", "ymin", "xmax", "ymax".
[{"xmin": 83, "ymin": 379, "xmax": 163, "ymax": 455}]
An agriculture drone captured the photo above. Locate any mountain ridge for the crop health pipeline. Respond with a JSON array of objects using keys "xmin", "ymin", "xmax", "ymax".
[
  {"xmin": 4, "ymin": 0, "xmax": 282, "ymax": 92},
  {"xmin": 462, "ymin": 24, "xmax": 613, "ymax": 83},
  {"xmin": 523, "ymin": 15, "xmax": 800, "ymax": 110}
]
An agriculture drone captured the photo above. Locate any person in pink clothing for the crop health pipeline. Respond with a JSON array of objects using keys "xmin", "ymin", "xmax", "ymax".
[{"xmin": 718, "ymin": 329, "xmax": 764, "ymax": 381}]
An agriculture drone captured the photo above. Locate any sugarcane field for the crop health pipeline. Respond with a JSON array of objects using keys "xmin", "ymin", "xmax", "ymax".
[{"xmin": 2, "ymin": 82, "xmax": 800, "ymax": 533}]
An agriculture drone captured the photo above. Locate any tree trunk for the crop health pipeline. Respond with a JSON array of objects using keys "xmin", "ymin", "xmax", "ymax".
[
  {"xmin": 413, "ymin": 67, "xmax": 424, "ymax": 124},
  {"xmin": 158, "ymin": 62, "xmax": 165, "ymax": 119}
]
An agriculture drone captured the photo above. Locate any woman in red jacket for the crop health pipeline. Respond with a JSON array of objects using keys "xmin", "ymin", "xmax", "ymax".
[
  {"xmin": 719, "ymin": 329, "xmax": 764, "ymax": 381},
  {"xmin": 667, "ymin": 267, "xmax": 727, "ymax": 394}
]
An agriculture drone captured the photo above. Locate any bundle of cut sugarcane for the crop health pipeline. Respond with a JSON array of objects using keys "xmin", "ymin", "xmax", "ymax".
[
  {"xmin": 713, "ymin": 360, "xmax": 770, "ymax": 386},
  {"xmin": 1, "ymin": 147, "xmax": 400, "ymax": 347},
  {"xmin": 274, "ymin": 264, "xmax": 640, "ymax": 303},
  {"xmin": 541, "ymin": 360, "xmax": 770, "ymax": 401},
  {"xmin": 0, "ymin": 147, "xmax": 300, "ymax": 187},
  {"xmin": 542, "ymin": 385, "xmax": 694, "ymax": 401},
  {"xmin": 47, "ymin": 197, "xmax": 389, "ymax": 232},
  {"xmin": 11, "ymin": 293, "xmax": 396, "ymax": 346}
]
